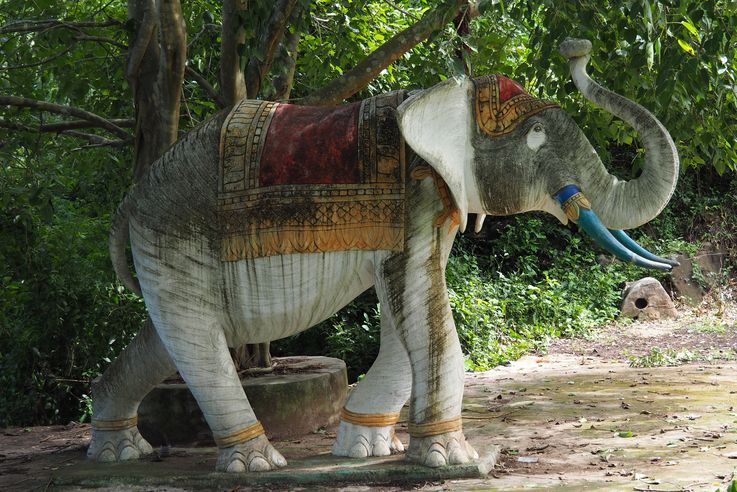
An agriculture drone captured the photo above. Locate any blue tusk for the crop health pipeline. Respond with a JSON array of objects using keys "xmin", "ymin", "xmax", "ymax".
[
  {"xmin": 554, "ymin": 185, "xmax": 673, "ymax": 271},
  {"xmin": 608, "ymin": 229, "xmax": 680, "ymax": 267},
  {"xmin": 577, "ymin": 209, "xmax": 672, "ymax": 271}
]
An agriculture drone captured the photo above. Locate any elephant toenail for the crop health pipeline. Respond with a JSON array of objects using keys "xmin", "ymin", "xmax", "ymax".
[
  {"xmin": 247, "ymin": 455, "xmax": 271, "ymax": 472},
  {"xmin": 226, "ymin": 458, "xmax": 247, "ymax": 473},
  {"xmin": 372, "ymin": 438, "xmax": 390, "ymax": 456},
  {"xmin": 96, "ymin": 447, "xmax": 117, "ymax": 463},
  {"xmin": 349, "ymin": 441, "xmax": 370, "ymax": 458},
  {"xmin": 268, "ymin": 448, "xmax": 287, "ymax": 467},
  {"xmin": 424, "ymin": 448, "xmax": 448, "ymax": 468}
]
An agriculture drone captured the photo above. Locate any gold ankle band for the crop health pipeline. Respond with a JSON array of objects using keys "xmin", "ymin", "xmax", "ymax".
[
  {"xmin": 340, "ymin": 408, "xmax": 401, "ymax": 428},
  {"xmin": 91, "ymin": 416, "xmax": 138, "ymax": 431},
  {"xmin": 408, "ymin": 416, "xmax": 462, "ymax": 438},
  {"xmin": 215, "ymin": 421, "xmax": 265, "ymax": 448}
]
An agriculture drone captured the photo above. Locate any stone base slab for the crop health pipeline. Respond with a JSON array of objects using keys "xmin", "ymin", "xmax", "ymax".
[{"xmin": 52, "ymin": 446, "xmax": 501, "ymax": 489}]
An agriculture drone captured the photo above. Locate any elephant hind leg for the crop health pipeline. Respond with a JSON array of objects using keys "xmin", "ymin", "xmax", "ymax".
[
  {"xmin": 150, "ymin": 307, "xmax": 286, "ymax": 472},
  {"xmin": 332, "ymin": 312, "xmax": 412, "ymax": 458},
  {"xmin": 88, "ymin": 318, "xmax": 176, "ymax": 462}
]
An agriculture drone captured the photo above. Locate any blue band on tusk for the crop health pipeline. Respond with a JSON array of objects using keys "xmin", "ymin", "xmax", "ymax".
[
  {"xmin": 608, "ymin": 229, "xmax": 680, "ymax": 267},
  {"xmin": 554, "ymin": 184, "xmax": 590, "ymax": 222},
  {"xmin": 554, "ymin": 184, "xmax": 581, "ymax": 204}
]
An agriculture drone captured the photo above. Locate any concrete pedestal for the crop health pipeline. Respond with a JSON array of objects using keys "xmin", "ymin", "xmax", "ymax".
[{"xmin": 138, "ymin": 356, "xmax": 347, "ymax": 445}]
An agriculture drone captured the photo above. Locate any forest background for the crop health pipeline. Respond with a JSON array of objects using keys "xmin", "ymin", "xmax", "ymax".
[{"xmin": 1, "ymin": 0, "xmax": 736, "ymax": 426}]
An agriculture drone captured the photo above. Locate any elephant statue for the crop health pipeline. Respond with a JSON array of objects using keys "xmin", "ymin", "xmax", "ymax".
[{"xmin": 88, "ymin": 38, "xmax": 678, "ymax": 472}]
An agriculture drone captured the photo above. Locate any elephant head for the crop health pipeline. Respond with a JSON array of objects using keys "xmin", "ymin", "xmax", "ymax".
[{"xmin": 396, "ymin": 38, "xmax": 679, "ymax": 270}]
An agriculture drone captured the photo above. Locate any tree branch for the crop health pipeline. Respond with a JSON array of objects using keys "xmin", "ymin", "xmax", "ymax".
[
  {"xmin": 245, "ymin": 0, "xmax": 299, "ymax": 99},
  {"xmin": 73, "ymin": 34, "xmax": 127, "ymax": 49},
  {"xmin": 270, "ymin": 6, "xmax": 303, "ymax": 102},
  {"xmin": 0, "ymin": 118, "xmax": 134, "ymax": 132},
  {"xmin": 0, "ymin": 96, "xmax": 131, "ymax": 139},
  {"xmin": 156, "ymin": 0, "xmax": 187, "ymax": 146},
  {"xmin": 220, "ymin": 0, "xmax": 248, "ymax": 105},
  {"xmin": 61, "ymin": 130, "xmax": 131, "ymax": 147},
  {"xmin": 43, "ymin": 119, "xmax": 135, "ymax": 132},
  {"xmin": 301, "ymin": 0, "xmax": 471, "ymax": 106},
  {"xmin": 0, "ymin": 119, "xmax": 34, "ymax": 132},
  {"xmin": 1, "ymin": 46, "xmax": 75, "ymax": 70},
  {"xmin": 125, "ymin": 0, "xmax": 157, "ymax": 89},
  {"xmin": 185, "ymin": 66, "xmax": 225, "ymax": 108},
  {"xmin": 0, "ymin": 18, "xmax": 123, "ymax": 35},
  {"xmin": 271, "ymin": 28, "xmax": 300, "ymax": 101}
]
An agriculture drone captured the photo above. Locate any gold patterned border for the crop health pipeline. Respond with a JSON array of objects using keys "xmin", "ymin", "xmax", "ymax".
[{"xmin": 474, "ymin": 75, "xmax": 558, "ymax": 137}]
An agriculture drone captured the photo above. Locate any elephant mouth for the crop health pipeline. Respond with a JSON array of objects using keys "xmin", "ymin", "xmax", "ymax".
[{"xmin": 554, "ymin": 185, "xmax": 679, "ymax": 271}]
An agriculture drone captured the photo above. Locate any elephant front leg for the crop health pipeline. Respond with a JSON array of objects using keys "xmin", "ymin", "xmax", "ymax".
[
  {"xmin": 332, "ymin": 316, "xmax": 411, "ymax": 458},
  {"xmin": 376, "ymin": 251, "xmax": 477, "ymax": 468},
  {"xmin": 88, "ymin": 318, "xmax": 176, "ymax": 463}
]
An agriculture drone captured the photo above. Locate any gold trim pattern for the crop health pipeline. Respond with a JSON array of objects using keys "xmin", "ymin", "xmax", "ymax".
[
  {"xmin": 474, "ymin": 75, "xmax": 558, "ymax": 137},
  {"xmin": 407, "ymin": 416, "xmax": 463, "ymax": 438},
  {"xmin": 218, "ymin": 92, "xmax": 409, "ymax": 261},
  {"xmin": 91, "ymin": 416, "xmax": 138, "ymax": 431},
  {"xmin": 561, "ymin": 191, "xmax": 591, "ymax": 222},
  {"xmin": 340, "ymin": 408, "xmax": 401, "ymax": 427},
  {"xmin": 215, "ymin": 421, "xmax": 265, "ymax": 448}
]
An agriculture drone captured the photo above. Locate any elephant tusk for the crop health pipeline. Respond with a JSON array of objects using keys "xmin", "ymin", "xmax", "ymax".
[
  {"xmin": 554, "ymin": 185, "xmax": 673, "ymax": 271},
  {"xmin": 474, "ymin": 214, "xmax": 487, "ymax": 233},
  {"xmin": 607, "ymin": 229, "xmax": 680, "ymax": 267}
]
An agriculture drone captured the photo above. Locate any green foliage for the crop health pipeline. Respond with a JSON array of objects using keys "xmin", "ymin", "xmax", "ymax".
[
  {"xmin": 447, "ymin": 216, "xmax": 638, "ymax": 370},
  {"xmin": 628, "ymin": 347, "xmax": 696, "ymax": 367},
  {"xmin": 0, "ymin": 146, "xmax": 146, "ymax": 426}
]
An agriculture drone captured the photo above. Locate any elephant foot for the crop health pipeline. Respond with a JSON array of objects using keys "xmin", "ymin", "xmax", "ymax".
[
  {"xmin": 216, "ymin": 434, "xmax": 287, "ymax": 472},
  {"xmin": 87, "ymin": 426, "xmax": 153, "ymax": 463},
  {"xmin": 332, "ymin": 421, "xmax": 404, "ymax": 458},
  {"xmin": 407, "ymin": 430, "xmax": 478, "ymax": 468}
]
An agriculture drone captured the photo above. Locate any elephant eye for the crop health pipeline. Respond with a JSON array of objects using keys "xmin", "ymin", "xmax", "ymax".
[{"xmin": 526, "ymin": 123, "xmax": 546, "ymax": 151}]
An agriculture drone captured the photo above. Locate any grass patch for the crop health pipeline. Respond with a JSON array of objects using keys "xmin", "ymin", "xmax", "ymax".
[
  {"xmin": 628, "ymin": 348, "xmax": 696, "ymax": 368},
  {"xmin": 685, "ymin": 320, "xmax": 728, "ymax": 334}
]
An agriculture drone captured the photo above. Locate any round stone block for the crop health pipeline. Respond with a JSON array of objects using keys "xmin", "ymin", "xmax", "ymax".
[
  {"xmin": 620, "ymin": 277, "xmax": 677, "ymax": 321},
  {"xmin": 137, "ymin": 356, "xmax": 347, "ymax": 446}
]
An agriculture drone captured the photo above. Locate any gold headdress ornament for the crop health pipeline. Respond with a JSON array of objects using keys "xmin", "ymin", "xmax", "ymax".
[{"xmin": 474, "ymin": 75, "xmax": 559, "ymax": 137}]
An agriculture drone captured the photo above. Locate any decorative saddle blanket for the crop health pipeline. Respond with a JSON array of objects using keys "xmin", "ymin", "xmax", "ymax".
[{"xmin": 218, "ymin": 91, "xmax": 409, "ymax": 261}]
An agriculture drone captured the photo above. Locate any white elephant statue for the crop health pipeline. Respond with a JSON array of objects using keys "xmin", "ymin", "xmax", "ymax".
[{"xmin": 88, "ymin": 39, "xmax": 678, "ymax": 472}]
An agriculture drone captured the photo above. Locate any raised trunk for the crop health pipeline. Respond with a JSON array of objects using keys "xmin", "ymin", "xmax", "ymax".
[{"xmin": 560, "ymin": 39, "xmax": 679, "ymax": 230}]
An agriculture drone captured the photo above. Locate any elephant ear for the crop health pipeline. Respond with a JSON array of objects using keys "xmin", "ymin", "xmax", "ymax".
[{"xmin": 397, "ymin": 77, "xmax": 474, "ymax": 232}]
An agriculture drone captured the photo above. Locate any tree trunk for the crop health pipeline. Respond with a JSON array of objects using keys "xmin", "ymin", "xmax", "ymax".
[
  {"xmin": 220, "ymin": 0, "xmax": 247, "ymax": 105},
  {"xmin": 127, "ymin": 0, "xmax": 187, "ymax": 180},
  {"xmin": 270, "ymin": 12, "xmax": 301, "ymax": 101}
]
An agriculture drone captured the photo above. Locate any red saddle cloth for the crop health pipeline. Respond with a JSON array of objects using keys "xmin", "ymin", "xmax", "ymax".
[{"xmin": 218, "ymin": 92, "xmax": 408, "ymax": 261}]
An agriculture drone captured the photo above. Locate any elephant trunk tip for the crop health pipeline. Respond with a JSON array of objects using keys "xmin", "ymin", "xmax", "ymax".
[{"xmin": 559, "ymin": 38, "xmax": 592, "ymax": 60}]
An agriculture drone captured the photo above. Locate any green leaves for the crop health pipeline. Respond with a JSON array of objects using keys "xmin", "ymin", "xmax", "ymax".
[{"xmin": 677, "ymin": 38, "xmax": 695, "ymax": 56}]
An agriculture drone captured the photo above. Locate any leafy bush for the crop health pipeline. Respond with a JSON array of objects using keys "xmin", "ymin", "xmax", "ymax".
[
  {"xmin": 0, "ymin": 147, "xmax": 145, "ymax": 426},
  {"xmin": 447, "ymin": 215, "xmax": 638, "ymax": 370}
]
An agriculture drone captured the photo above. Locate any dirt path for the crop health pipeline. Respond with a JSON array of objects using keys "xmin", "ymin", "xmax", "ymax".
[{"xmin": 1, "ymin": 307, "xmax": 736, "ymax": 491}]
